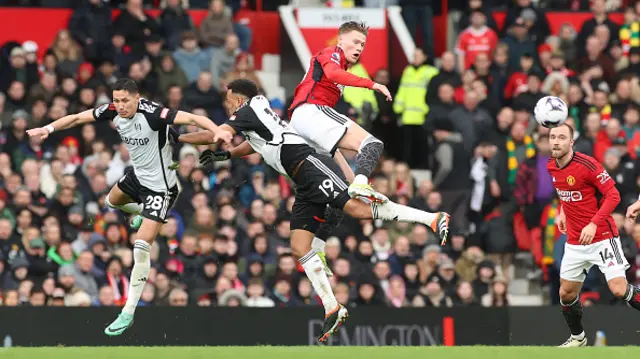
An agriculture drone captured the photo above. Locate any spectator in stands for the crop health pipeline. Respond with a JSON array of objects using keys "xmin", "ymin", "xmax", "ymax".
[
  {"xmin": 576, "ymin": 0, "xmax": 620, "ymax": 59},
  {"xmin": 159, "ymin": 0, "xmax": 195, "ymax": 51},
  {"xmin": 576, "ymin": 36, "xmax": 615, "ymax": 85},
  {"xmin": 112, "ymin": 0, "xmax": 162, "ymax": 56},
  {"xmin": 455, "ymin": 10, "xmax": 499, "ymax": 71},
  {"xmin": 501, "ymin": 0, "xmax": 550, "ymax": 45},
  {"xmin": 199, "ymin": 0, "xmax": 234, "ymax": 49},
  {"xmin": 210, "ymin": 33, "xmax": 240, "ymax": 91},
  {"xmin": 221, "ymin": 52, "xmax": 263, "ymax": 91},
  {"xmin": 49, "ymin": 30, "xmax": 84, "ymax": 78},
  {"xmin": 173, "ymin": 31, "xmax": 210, "ymax": 84},
  {"xmin": 502, "ymin": 19, "xmax": 538, "ymax": 71},
  {"xmin": 400, "ymin": 0, "xmax": 435, "ymax": 59},
  {"xmin": 68, "ymin": 0, "xmax": 113, "ymax": 63},
  {"xmin": 0, "ymin": 47, "xmax": 39, "ymax": 94}
]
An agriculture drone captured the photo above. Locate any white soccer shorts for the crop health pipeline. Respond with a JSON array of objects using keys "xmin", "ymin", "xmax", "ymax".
[
  {"xmin": 560, "ymin": 236, "xmax": 630, "ymax": 282},
  {"xmin": 289, "ymin": 104, "xmax": 354, "ymax": 157}
]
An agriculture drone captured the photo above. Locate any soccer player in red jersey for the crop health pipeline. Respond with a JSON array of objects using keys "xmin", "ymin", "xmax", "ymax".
[
  {"xmin": 288, "ymin": 21, "xmax": 393, "ymax": 203},
  {"xmin": 548, "ymin": 124, "xmax": 640, "ymax": 347}
]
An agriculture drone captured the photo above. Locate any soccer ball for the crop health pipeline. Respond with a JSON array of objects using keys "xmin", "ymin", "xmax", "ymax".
[{"xmin": 534, "ymin": 96, "xmax": 568, "ymax": 128}]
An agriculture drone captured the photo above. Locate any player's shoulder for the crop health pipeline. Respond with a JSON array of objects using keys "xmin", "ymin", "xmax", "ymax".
[
  {"xmin": 318, "ymin": 46, "xmax": 344, "ymax": 62},
  {"xmin": 572, "ymin": 152, "xmax": 599, "ymax": 173},
  {"xmin": 137, "ymin": 98, "xmax": 162, "ymax": 115},
  {"xmin": 93, "ymin": 103, "xmax": 117, "ymax": 121}
]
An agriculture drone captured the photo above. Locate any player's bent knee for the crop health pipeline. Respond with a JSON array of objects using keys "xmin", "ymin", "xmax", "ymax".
[{"xmin": 559, "ymin": 286, "xmax": 580, "ymax": 304}]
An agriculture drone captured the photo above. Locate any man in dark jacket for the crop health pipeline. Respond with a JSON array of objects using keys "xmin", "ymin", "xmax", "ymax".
[
  {"xmin": 68, "ymin": 0, "xmax": 113, "ymax": 63},
  {"xmin": 432, "ymin": 117, "xmax": 471, "ymax": 232},
  {"xmin": 427, "ymin": 52, "xmax": 461, "ymax": 105}
]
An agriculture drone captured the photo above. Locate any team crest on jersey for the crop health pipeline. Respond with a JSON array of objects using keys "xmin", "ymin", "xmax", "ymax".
[
  {"xmin": 597, "ymin": 170, "xmax": 611, "ymax": 184},
  {"xmin": 331, "ymin": 52, "xmax": 341, "ymax": 65},
  {"xmin": 566, "ymin": 175, "xmax": 575, "ymax": 186}
]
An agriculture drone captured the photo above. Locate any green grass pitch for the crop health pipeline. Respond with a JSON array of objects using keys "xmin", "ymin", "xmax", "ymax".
[{"xmin": 2, "ymin": 346, "xmax": 640, "ymax": 359}]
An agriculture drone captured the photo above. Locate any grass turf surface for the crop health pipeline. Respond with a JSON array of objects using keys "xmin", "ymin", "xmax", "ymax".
[{"xmin": 2, "ymin": 347, "xmax": 640, "ymax": 359}]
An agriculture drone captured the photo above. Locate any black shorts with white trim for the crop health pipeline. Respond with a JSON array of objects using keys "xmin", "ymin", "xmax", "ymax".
[{"xmin": 290, "ymin": 153, "xmax": 351, "ymax": 233}]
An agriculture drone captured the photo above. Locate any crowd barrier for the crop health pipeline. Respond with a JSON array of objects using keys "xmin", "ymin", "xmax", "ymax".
[{"xmin": 1, "ymin": 306, "xmax": 639, "ymax": 346}]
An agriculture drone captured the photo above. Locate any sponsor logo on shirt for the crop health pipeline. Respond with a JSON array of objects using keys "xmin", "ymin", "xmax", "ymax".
[
  {"xmin": 121, "ymin": 136, "xmax": 150, "ymax": 146},
  {"xmin": 556, "ymin": 189, "xmax": 583, "ymax": 202}
]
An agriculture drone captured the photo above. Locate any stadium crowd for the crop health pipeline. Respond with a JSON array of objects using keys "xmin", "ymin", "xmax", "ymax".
[{"xmin": 1, "ymin": 0, "xmax": 640, "ymax": 309}]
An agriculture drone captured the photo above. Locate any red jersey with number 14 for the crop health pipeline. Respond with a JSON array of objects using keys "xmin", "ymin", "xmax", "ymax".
[
  {"xmin": 289, "ymin": 46, "xmax": 374, "ymax": 117},
  {"xmin": 547, "ymin": 152, "xmax": 620, "ymax": 245}
]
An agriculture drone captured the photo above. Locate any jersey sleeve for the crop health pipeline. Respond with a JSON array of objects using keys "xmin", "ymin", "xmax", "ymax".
[
  {"xmin": 138, "ymin": 99, "xmax": 178, "ymax": 131},
  {"xmin": 316, "ymin": 47, "xmax": 375, "ymax": 89},
  {"xmin": 585, "ymin": 160, "xmax": 621, "ymax": 227},
  {"xmin": 226, "ymin": 106, "xmax": 258, "ymax": 134},
  {"xmin": 455, "ymin": 32, "xmax": 467, "ymax": 54},
  {"xmin": 93, "ymin": 104, "xmax": 117, "ymax": 122}
]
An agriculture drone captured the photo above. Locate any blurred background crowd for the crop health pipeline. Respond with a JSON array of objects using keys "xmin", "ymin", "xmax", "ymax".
[{"xmin": 1, "ymin": 0, "xmax": 640, "ymax": 310}]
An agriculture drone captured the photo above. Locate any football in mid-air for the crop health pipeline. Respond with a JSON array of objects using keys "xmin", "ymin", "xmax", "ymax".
[{"xmin": 534, "ymin": 96, "xmax": 568, "ymax": 128}]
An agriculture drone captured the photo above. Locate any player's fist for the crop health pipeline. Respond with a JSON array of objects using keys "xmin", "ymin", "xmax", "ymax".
[
  {"xmin": 26, "ymin": 127, "xmax": 50, "ymax": 141},
  {"xmin": 199, "ymin": 149, "xmax": 230, "ymax": 167},
  {"xmin": 626, "ymin": 200, "xmax": 640, "ymax": 221},
  {"xmin": 579, "ymin": 222, "xmax": 597, "ymax": 245},
  {"xmin": 213, "ymin": 130, "xmax": 233, "ymax": 144},
  {"xmin": 556, "ymin": 211, "xmax": 567, "ymax": 234},
  {"xmin": 373, "ymin": 83, "xmax": 392, "ymax": 101}
]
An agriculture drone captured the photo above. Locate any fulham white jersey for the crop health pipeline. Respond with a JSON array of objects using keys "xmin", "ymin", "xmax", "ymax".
[
  {"xmin": 226, "ymin": 96, "xmax": 310, "ymax": 176},
  {"xmin": 93, "ymin": 99, "xmax": 178, "ymax": 193}
]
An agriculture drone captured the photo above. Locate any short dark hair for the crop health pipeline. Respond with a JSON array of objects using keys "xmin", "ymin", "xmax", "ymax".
[
  {"xmin": 112, "ymin": 78, "xmax": 139, "ymax": 94},
  {"xmin": 338, "ymin": 21, "xmax": 369, "ymax": 36},
  {"xmin": 226, "ymin": 79, "xmax": 259, "ymax": 99}
]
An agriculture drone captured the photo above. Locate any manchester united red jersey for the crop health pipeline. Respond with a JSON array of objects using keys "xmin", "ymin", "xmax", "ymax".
[
  {"xmin": 547, "ymin": 152, "xmax": 620, "ymax": 245},
  {"xmin": 289, "ymin": 46, "xmax": 373, "ymax": 117}
]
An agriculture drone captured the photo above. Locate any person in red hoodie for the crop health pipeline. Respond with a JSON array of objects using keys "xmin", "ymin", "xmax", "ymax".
[
  {"xmin": 594, "ymin": 117, "xmax": 626, "ymax": 163},
  {"xmin": 504, "ymin": 53, "xmax": 535, "ymax": 102}
]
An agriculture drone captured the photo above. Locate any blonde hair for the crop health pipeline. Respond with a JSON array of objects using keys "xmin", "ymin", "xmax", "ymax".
[{"xmin": 52, "ymin": 30, "xmax": 81, "ymax": 62}]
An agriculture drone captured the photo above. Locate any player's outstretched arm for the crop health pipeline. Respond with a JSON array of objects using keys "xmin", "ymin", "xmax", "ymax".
[
  {"xmin": 626, "ymin": 199, "xmax": 640, "ymax": 221},
  {"xmin": 318, "ymin": 52, "xmax": 392, "ymax": 101},
  {"xmin": 177, "ymin": 130, "xmax": 218, "ymax": 145},
  {"xmin": 26, "ymin": 109, "xmax": 95, "ymax": 140},
  {"xmin": 173, "ymin": 111, "xmax": 232, "ymax": 144}
]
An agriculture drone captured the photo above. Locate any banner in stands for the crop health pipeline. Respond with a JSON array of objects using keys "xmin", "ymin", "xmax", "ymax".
[
  {"xmin": 0, "ymin": 307, "xmax": 507, "ymax": 347},
  {"xmin": 296, "ymin": 8, "xmax": 388, "ymax": 77}
]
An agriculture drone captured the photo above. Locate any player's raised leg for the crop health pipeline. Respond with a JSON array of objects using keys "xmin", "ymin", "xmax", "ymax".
[
  {"xmin": 342, "ymin": 194, "xmax": 450, "ymax": 245},
  {"xmin": 596, "ymin": 237, "xmax": 640, "ymax": 311}
]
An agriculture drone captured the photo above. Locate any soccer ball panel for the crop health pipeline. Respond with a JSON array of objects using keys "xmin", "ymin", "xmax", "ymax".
[{"xmin": 534, "ymin": 96, "xmax": 568, "ymax": 128}]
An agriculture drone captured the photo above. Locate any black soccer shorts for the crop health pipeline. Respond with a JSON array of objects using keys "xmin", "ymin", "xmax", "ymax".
[
  {"xmin": 290, "ymin": 153, "xmax": 351, "ymax": 233},
  {"xmin": 116, "ymin": 168, "xmax": 179, "ymax": 223}
]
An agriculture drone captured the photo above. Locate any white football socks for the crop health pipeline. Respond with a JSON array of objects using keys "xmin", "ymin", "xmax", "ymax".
[
  {"xmin": 122, "ymin": 240, "xmax": 151, "ymax": 315},
  {"xmin": 106, "ymin": 195, "xmax": 143, "ymax": 215},
  {"xmin": 311, "ymin": 237, "xmax": 326, "ymax": 253},
  {"xmin": 372, "ymin": 200, "xmax": 437, "ymax": 225},
  {"xmin": 299, "ymin": 250, "xmax": 337, "ymax": 313}
]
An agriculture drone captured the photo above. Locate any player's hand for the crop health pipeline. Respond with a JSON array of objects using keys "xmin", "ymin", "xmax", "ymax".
[
  {"xmin": 556, "ymin": 211, "xmax": 567, "ymax": 234},
  {"xmin": 626, "ymin": 200, "xmax": 640, "ymax": 221},
  {"xmin": 373, "ymin": 83, "xmax": 392, "ymax": 101},
  {"xmin": 213, "ymin": 130, "xmax": 233, "ymax": 144},
  {"xmin": 26, "ymin": 127, "xmax": 50, "ymax": 141},
  {"xmin": 579, "ymin": 222, "xmax": 597, "ymax": 245},
  {"xmin": 199, "ymin": 149, "xmax": 231, "ymax": 167}
]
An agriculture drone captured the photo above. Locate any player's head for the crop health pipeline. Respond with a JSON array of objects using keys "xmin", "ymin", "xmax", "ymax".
[
  {"xmin": 112, "ymin": 78, "xmax": 140, "ymax": 119},
  {"xmin": 549, "ymin": 123, "xmax": 574, "ymax": 159},
  {"xmin": 225, "ymin": 79, "xmax": 259, "ymax": 113},
  {"xmin": 337, "ymin": 21, "xmax": 369, "ymax": 64}
]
